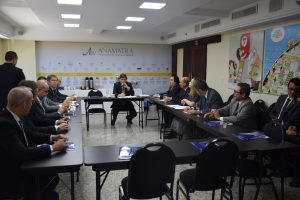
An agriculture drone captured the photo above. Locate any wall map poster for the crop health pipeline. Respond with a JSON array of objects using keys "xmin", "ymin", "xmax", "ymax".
[
  {"xmin": 36, "ymin": 42, "xmax": 172, "ymax": 94},
  {"xmin": 262, "ymin": 23, "xmax": 300, "ymax": 95},
  {"xmin": 228, "ymin": 31, "xmax": 264, "ymax": 91}
]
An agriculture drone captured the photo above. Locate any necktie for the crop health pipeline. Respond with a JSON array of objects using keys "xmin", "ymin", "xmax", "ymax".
[
  {"xmin": 202, "ymin": 97, "xmax": 207, "ymax": 112},
  {"xmin": 38, "ymin": 99, "xmax": 46, "ymax": 114},
  {"xmin": 232, "ymin": 103, "xmax": 239, "ymax": 116},
  {"xmin": 18, "ymin": 120, "xmax": 28, "ymax": 146},
  {"xmin": 121, "ymin": 85, "xmax": 125, "ymax": 93},
  {"xmin": 278, "ymin": 98, "xmax": 291, "ymax": 121}
]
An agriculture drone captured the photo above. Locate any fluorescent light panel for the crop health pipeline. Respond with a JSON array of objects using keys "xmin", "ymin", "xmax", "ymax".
[
  {"xmin": 61, "ymin": 14, "xmax": 81, "ymax": 19},
  {"xmin": 139, "ymin": 2, "xmax": 166, "ymax": 9},
  {"xmin": 57, "ymin": 0, "xmax": 83, "ymax": 5},
  {"xmin": 125, "ymin": 17, "xmax": 145, "ymax": 22},
  {"xmin": 64, "ymin": 23, "xmax": 80, "ymax": 28},
  {"xmin": 116, "ymin": 26, "xmax": 132, "ymax": 30},
  {"xmin": 0, "ymin": 34, "xmax": 9, "ymax": 39}
]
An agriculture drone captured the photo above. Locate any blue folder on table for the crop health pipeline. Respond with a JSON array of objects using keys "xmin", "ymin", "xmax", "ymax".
[
  {"xmin": 234, "ymin": 132, "xmax": 269, "ymax": 141},
  {"xmin": 205, "ymin": 121, "xmax": 232, "ymax": 127},
  {"xmin": 118, "ymin": 146, "xmax": 141, "ymax": 160},
  {"xmin": 191, "ymin": 141, "xmax": 209, "ymax": 150}
]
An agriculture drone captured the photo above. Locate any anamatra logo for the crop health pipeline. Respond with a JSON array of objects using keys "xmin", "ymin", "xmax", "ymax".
[{"xmin": 82, "ymin": 47, "xmax": 134, "ymax": 56}]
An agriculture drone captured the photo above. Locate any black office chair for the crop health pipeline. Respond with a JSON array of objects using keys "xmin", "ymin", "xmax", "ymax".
[
  {"xmin": 119, "ymin": 143, "xmax": 176, "ymax": 200},
  {"xmin": 254, "ymin": 99, "xmax": 268, "ymax": 131},
  {"xmin": 236, "ymin": 123, "xmax": 281, "ymax": 200},
  {"xmin": 86, "ymin": 90, "xmax": 106, "ymax": 131},
  {"xmin": 176, "ymin": 138, "xmax": 239, "ymax": 200}
]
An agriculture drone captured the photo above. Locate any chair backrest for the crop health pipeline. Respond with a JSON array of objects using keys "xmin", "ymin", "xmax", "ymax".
[
  {"xmin": 127, "ymin": 143, "xmax": 176, "ymax": 199},
  {"xmin": 88, "ymin": 89, "xmax": 103, "ymax": 97},
  {"xmin": 263, "ymin": 122, "xmax": 283, "ymax": 141},
  {"xmin": 224, "ymin": 94, "xmax": 234, "ymax": 106},
  {"xmin": 194, "ymin": 138, "xmax": 239, "ymax": 190},
  {"xmin": 254, "ymin": 99, "xmax": 268, "ymax": 131},
  {"xmin": 265, "ymin": 102, "xmax": 276, "ymax": 123},
  {"xmin": 87, "ymin": 90, "xmax": 103, "ymax": 105}
]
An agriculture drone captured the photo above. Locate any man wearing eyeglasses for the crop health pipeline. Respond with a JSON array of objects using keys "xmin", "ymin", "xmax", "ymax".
[
  {"xmin": 270, "ymin": 77, "xmax": 300, "ymax": 128},
  {"xmin": 204, "ymin": 82, "xmax": 256, "ymax": 130},
  {"xmin": 111, "ymin": 73, "xmax": 137, "ymax": 125}
]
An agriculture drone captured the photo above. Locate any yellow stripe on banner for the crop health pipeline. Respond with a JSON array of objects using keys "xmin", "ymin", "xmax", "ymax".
[{"xmin": 37, "ymin": 72, "xmax": 172, "ymax": 77}]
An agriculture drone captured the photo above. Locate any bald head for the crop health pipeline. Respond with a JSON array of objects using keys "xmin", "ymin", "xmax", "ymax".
[
  {"xmin": 36, "ymin": 80, "xmax": 49, "ymax": 98},
  {"xmin": 37, "ymin": 80, "xmax": 49, "ymax": 90},
  {"xmin": 179, "ymin": 77, "xmax": 190, "ymax": 89},
  {"xmin": 7, "ymin": 87, "xmax": 33, "ymax": 108}
]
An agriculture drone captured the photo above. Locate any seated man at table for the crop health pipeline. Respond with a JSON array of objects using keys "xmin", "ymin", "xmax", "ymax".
[
  {"xmin": 18, "ymin": 80, "xmax": 69, "ymax": 135},
  {"xmin": 0, "ymin": 87, "xmax": 67, "ymax": 199},
  {"xmin": 38, "ymin": 76, "xmax": 70, "ymax": 113},
  {"xmin": 204, "ymin": 82, "xmax": 256, "ymax": 130},
  {"xmin": 153, "ymin": 75, "xmax": 181, "ymax": 102},
  {"xmin": 172, "ymin": 77, "xmax": 190, "ymax": 104},
  {"xmin": 111, "ymin": 73, "xmax": 137, "ymax": 125},
  {"xmin": 284, "ymin": 87, "xmax": 300, "ymax": 187},
  {"xmin": 270, "ymin": 77, "xmax": 300, "ymax": 129},
  {"xmin": 47, "ymin": 74, "xmax": 75, "ymax": 103},
  {"xmin": 172, "ymin": 79, "xmax": 223, "ymax": 139}
]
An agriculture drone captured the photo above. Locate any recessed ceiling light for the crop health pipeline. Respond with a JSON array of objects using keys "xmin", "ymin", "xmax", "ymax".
[
  {"xmin": 61, "ymin": 14, "xmax": 81, "ymax": 19},
  {"xmin": 57, "ymin": 0, "xmax": 83, "ymax": 5},
  {"xmin": 0, "ymin": 34, "xmax": 9, "ymax": 39},
  {"xmin": 139, "ymin": 2, "xmax": 166, "ymax": 9},
  {"xmin": 125, "ymin": 17, "xmax": 145, "ymax": 22},
  {"xmin": 116, "ymin": 26, "xmax": 132, "ymax": 30},
  {"xmin": 64, "ymin": 23, "xmax": 80, "ymax": 28}
]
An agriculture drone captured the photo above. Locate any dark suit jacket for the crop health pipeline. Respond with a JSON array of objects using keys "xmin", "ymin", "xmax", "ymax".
[
  {"xmin": 29, "ymin": 101, "xmax": 57, "ymax": 126},
  {"xmin": 218, "ymin": 97, "xmax": 257, "ymax": 130},
  {"xmin": 271, "ymin": 95, "xmax": 297, "ymax": 121},
  {"xmin": 111, "ymin": 82, "xmax": 135, "ymax": 109},
  {"xmin": 198, "ymin": 88, "xmax": 223, "ymax": 111},
  {"xmin": 23, "ymin": 115, "xmax": 57, "ymax": 135},
  {"xmin": 47, "ymin": 87, "xmax": 67, "ymax": 103},
  {"xmin": 284, "ymin": 102, "xmax": 300, "ymax": 131},
  {"xmin": 172, "ymin": 88, "xmax": 190, "ymax": 104},
  {"xmin": 0, "ymin": 63, "xmax": 25, "ymax": 109},
  {"xmin": 0, "ymin": 109, "xmax": 51, "ymax": 197}
]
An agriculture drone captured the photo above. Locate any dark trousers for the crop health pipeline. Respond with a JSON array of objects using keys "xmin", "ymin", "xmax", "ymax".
[
  {"xmin": 112, "ymin": 102, "xmax": 137, "ymax": 122},
  {"xmin": 23, "ymin": 174, "xmax": 59, "ymax": 200}
]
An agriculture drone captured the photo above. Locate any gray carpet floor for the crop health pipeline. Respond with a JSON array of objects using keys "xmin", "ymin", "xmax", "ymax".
[{"xmin": 56, "ymin": 111, "xmax": 300, "ymax": 200}]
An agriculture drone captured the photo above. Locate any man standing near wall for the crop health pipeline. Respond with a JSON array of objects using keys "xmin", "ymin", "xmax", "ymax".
[{"xmin": 0, "ymin": 51, "xmax": 25, "ymax": 110}]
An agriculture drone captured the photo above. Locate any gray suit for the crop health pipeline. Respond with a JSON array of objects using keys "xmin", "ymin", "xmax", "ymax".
[
  {"xmin": 218, "ymin": 97, "xmax": 256, "ymax": 130},
  {"xmin": 42, "ymin": 96, "xmax": 60, "ymax": 113}
]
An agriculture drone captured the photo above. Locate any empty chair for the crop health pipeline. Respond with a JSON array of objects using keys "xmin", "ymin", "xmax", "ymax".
[
  {"xmin": 176, "ymin": 138, "xmax": 239, "ymax": 200},
  {"xmin": 254, "ymin": 99, "xmax": 268, "ymax": 131},
  {"xmin": 85, "ymin": 90, "xmax": 106, "ymax": 131},
  {"xmin": 119, "ymin": 143, "xmax": 176, "ymax": 200}
]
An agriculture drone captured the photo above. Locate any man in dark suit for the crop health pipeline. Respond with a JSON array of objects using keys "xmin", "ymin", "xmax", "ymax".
[
  {"xmin": 111, "ymin": 73, "xmax": 137, "ymax": 125},
  {"xmin": 0, "ymin": 51, "xmax": 25, "ymax": 110},
  {"xmin": 205, "ymin": 82, "xmax": 256, "ymax": 130},
  {"xmin": 172, "ymin": 77, "xmax": 190, "ymax": 104},
  {"xmin": 195, "ymin": 80, "xmax": 223, "ymax": 113},
  {"xmin": 0, "ymin": 87, "xmax": 67, "ymax": 199},
  {"xmin": 271, "ymin": 77, "xmax": 300, "ymax": 129},
  {"xmin": 154, "ymin": 75, "xmax": 181, "ymax": 102},
  {"xmin": 47, "ymin": 74, "xmax": 72, "ymax": 103}
]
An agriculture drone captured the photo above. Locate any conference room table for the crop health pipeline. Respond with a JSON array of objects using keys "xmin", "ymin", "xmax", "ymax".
[
  {"xmin": 83, "ymin": 95, "xmax": 146, "ymax": 128},
  {"xmin": 21, "ymin": 102, "xmax": 83, "ymax": 200},
  {"xmin": 84, "ymin": 99, "xmax": 299, "ymax": 200}
]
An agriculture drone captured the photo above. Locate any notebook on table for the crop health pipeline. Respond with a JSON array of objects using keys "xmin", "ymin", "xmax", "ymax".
[{"xmin": 118, "ymin": 146, "xmax": 142, "ymax": 160}]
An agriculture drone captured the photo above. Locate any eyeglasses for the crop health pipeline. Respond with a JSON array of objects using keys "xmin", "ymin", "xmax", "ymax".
[
  {"xmin": 120, "ymin": 78, "xmax": 127, "ymax": 80},
  {"xmin": 234, "ymin": 90, "xmax": 241, "ymax": 94},
  {"xmin": 288, "ymin": 87, "xmax": 296, "ymax": 91}
]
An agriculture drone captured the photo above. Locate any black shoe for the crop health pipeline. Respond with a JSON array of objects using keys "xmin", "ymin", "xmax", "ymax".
[
  {"xmin": 289, "ymin": 178, "xmax": 300, "ymax": 188},
  {"xmin": 127, "ymin": 119, "xmax": 133, "ymax": 124},
  {"xmin": 111, "ymin": 118, "xmax": 116, "ymax": 126}
]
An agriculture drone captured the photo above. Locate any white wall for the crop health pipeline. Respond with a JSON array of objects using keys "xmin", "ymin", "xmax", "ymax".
[{"xmin": 177, "ymin": 48, "xmax": 184, "ymax": 77}]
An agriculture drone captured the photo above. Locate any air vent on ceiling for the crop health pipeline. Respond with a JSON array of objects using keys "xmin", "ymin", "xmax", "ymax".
[
  {"xmin": 232, "ymin": 4, "xmax": 258, "ymax": 20},
  {"xmin": 194, "ymin": 24, "xmax": 200, "ymax": 33},
  {"xmin": 167, "ymin": 32, "xmax": 176, "ymax": 39},
  {"xmin": 201, "ymin": 19, "xmax": 220, "ymax": 29},
  {"xmin": 269, "ymin": 0, "xmax": 283, "ymax": 12}
]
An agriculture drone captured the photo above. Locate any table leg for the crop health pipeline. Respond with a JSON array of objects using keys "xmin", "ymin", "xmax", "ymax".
[
  {"xmin": 96, "ymin": 171, "xmax": 100, "ymax": 200},
  {"xmin": 35, "ymin": 176, "xmax": 40, "ymax": 200},
  {"xmin": 71, "ymin": 172, "xmax": 75, "ymax": 200}
]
